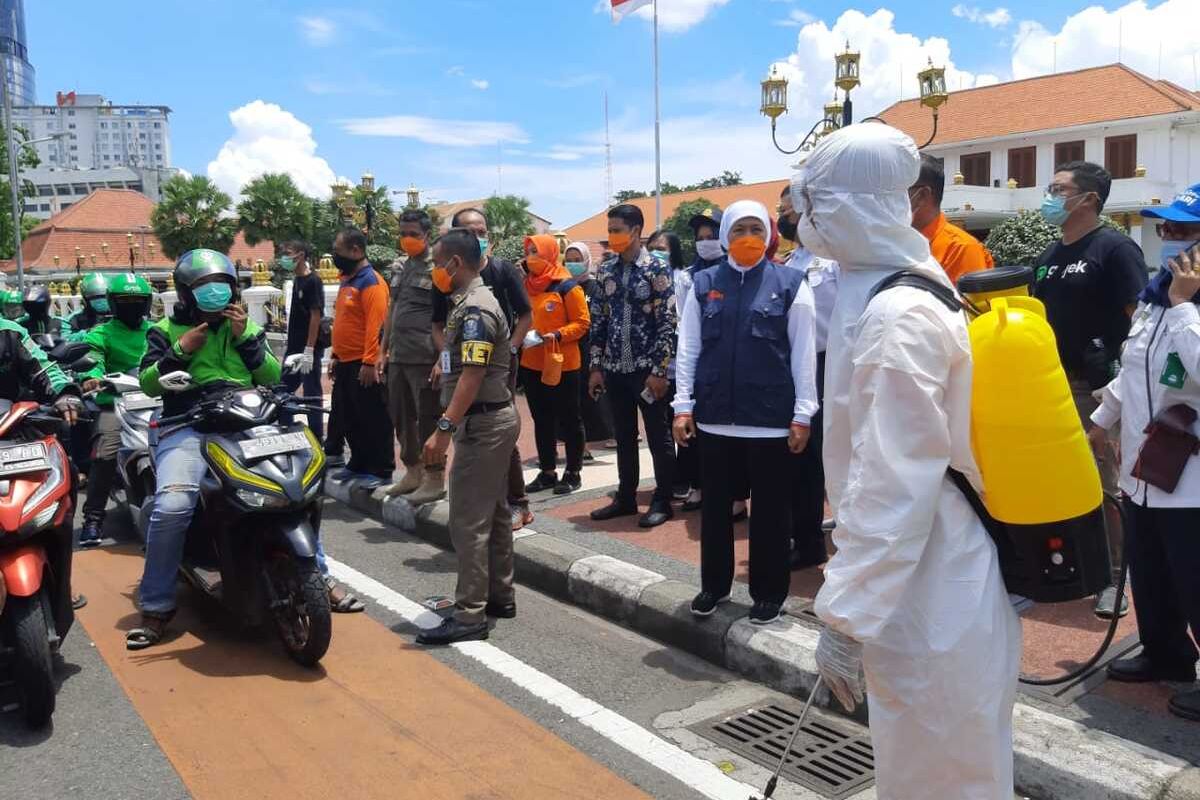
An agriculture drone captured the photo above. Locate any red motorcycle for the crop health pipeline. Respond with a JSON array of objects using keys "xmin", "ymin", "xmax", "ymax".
[{"xmin": 0, "ymin": 398, "xmax": 76, "ymax": 728}]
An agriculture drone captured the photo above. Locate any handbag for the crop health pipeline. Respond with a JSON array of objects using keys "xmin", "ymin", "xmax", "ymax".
[
  {"xmin": 1132, "ymin": 404, "xmax": 1200, "ymax": 493},
  {"xmin": 541, "ymin": 335, "xmax": 563, "ymax": 387}
]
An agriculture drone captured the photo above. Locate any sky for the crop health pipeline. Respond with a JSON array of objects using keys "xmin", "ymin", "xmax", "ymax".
[{"xmin": 27, "ymin": 0, "xmax": 1200, "ymax": 230}]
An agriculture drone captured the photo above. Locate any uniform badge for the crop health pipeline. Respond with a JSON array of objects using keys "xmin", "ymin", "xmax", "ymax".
[
  {"xmin": 463, "ymin": 317, "xmax": 482, "ymax": 340},
  {"xmin": 545, "ymin": 301, "xmax": 557, "ymax": 312},
  {"xmin": 707, "ymin": 290, "xmax": 724, "ymax": 301}
]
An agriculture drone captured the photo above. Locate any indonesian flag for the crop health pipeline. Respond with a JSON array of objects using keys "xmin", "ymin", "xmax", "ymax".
[{"xmin": 611, "ymin": 0, "xmax": 651, "ymax": 23}]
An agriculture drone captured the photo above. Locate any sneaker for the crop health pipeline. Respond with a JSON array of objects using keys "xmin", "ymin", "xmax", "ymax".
[
  {"xmin": 525, "ymin": 471, "xmax": 558, "ymax": 493},
  {"xmin": 511, "ymin": 505, "xmax": 535, "ymax": 531},
  {"xmin": 1093, "ymin": 586, "xmax": 1130, "ymax": 620},
  {"xmin": 690, "ymin": 591, "xmax": 731, "ymax": 617},
  {"xmin": 1107, "ymin": 655, "xmax": 1196, "ymax": 684},
  {"xmin": 78, "ymin": 516, "xmax": 104, "ymax": 548},
  {"xmin": 681, "ymin": 489, "xmax": 703, "ymax": 512},
  {"xmin": 749, "ymin": 601, "xmax": 783, "ymax": 625},
  {"xmin": 553, "ymin": 471, "xmax": 582, "ymax": 495}
]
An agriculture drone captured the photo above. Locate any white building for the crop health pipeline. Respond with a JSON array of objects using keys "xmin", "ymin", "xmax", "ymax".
[
  {"xmin": 880, "ymin": 63, "xmax": 1200, "ymax": 265},
  {"xmin": 22, "ymin": 164, "xmax": 177, "ymax": 219},
  {"xmin": 12, "ymin": 91, "xmax": 172, "ymax": 172}
]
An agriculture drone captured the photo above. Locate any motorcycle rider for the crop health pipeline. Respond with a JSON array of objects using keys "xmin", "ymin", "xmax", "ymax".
[
  {"xmin": 68, "ymin": 274, "xmax": 113, "ymax": 339},
  {"xmin": 18, "ymin": 285, "xmax": 68, "ymax": 338},
  {"xmin": 77, "ymin": 274, "xmax": 153, "ymax": 547},
  {"xmin": 1, "ymin": 288, "xmax": 24, "ymax": 321}
]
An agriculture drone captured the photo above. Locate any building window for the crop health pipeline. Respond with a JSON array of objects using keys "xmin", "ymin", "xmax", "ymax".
[
  {"xmin": 56, "ymin": 186, "xmax": 71, "ymax": 196},
  {"xmin": 68, "ymin": 123, "xmax": 75, "ymax": 129},
  {"xmin": 61, "ymin": 202, "xmax": 73, "ymax": 209},
  {"xmin": 1007, "ymin": 146, "xmax": 1037, "ymax": 188},
  {"xmin": 100, "ymin": 121, "xmax": 106, "ymax": 128},
  {"xmin": 154, "ymin": 122, "xmax": 161, "ymax": 129},
  {"xmin": 960, "ymin": 152, "xmax": 991, "ymax": 186},
  {"xmin": 39, "ymin": 203, "xmax": 50, "ymax": 212},
  {"xmin": 72, "ymin": 185, "xmax": 88, "ymax": 195},
  {"xmin": 1054, "ymin": 140, "xmax": 1085, "ymax": 169},
  {"xmin": 37, "ymin": 185, "xmax": 51, "ymax": 196},
  {"xmin": 67, "ymin": 109, "xmax": 74, "ymax": 116},
  {"xmin": 1105, "ymin": 134, "xmax": 1137, "ymax": 179},
  {"xmin": 22, "ymin": 203, "xmax": 36, "ymax": 212}
]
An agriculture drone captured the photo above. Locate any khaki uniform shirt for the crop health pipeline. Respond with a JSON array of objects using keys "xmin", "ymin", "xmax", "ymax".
[
  {"xmin": 441, "ymin": 277, "xmax": 512, "ymax": 407},
  {"xmin": 383, "ymin": 252, "xmax": 437, "ymax": 365}
]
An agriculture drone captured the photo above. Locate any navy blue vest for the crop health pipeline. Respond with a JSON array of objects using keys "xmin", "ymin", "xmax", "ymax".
[{"xmin": 692, "ymin": 260, "xmax": 802, "ymax": 429}]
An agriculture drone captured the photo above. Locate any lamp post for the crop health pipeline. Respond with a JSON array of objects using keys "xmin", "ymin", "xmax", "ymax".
[
  {"xmin": 916, "ymin": 58, "xmax": 949, "ymax": 148},
  {"xmin": 360, "ymin": 171, "xmax": 375, "ymax": 236},
  {"xmin": 127, "ymin": 232, "xmax": 135, "ymax": 266},
  {"xmin": 406, "ymin": 184, "xmax": 420, "ymax": 209}
]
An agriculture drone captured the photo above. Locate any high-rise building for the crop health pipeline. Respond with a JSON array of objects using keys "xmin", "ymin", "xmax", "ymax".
[
  {"xmin": 0, "ymin": 0, "xmax": 35, "ymax": 105},
  {"xmin": 12, "ymin": 92, "xmax": 172, "ymax": 171}
]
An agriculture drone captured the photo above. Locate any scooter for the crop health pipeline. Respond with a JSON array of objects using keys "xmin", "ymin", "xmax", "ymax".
[
  {"xmin": 148, "ymin": 373, "xmax": 332, "ymax": 666},
  {"xmin": 97, "ymin": 373, "xmax": 160, "ymax": 541},
  {"xmin": 0, "ymin": 398, "xmax": 77, "ymax": 728},
  {"xmin": 37, "ymin": 337, "xmax": 98, "ymax": 480}
]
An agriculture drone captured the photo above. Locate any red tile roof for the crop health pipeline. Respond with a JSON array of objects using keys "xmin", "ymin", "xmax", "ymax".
[
  {"xmin": 562, "ymin": 179, "xmax": 791, "ymax": 243},
  {"xmin": 1, "ymin": 188, "xmax": 273, "ymax": 273},
  {"xmin": 879, "ymin": 63, "xmax": 1200, "ymax": 147}
]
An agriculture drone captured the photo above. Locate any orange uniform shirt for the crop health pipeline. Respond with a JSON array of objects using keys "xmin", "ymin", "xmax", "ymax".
[
  {"xmin": 332, "ymin": 265, "xmax": 390, "ymax": 365},
  {"xmin": 520, "ymin": 283, "xmax": 590, "ymax": 373},
  {"xmin": 921, "ymin": 212, "xmax": 995, "ymax": 285}
]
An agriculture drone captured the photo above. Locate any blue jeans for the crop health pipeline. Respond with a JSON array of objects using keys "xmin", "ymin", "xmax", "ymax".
[
  {"xmin": 280, "ymin": 352, "xmax": 325, "ymax": 441},
  {"xmin": 140, "ymin": 426, "xmax": 332, "ymax": 615}
]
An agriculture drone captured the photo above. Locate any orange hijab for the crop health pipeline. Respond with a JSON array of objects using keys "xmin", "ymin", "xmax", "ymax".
[{"xmin": 524, "ymin": 234, "xmax": 570, "ymax": 295}]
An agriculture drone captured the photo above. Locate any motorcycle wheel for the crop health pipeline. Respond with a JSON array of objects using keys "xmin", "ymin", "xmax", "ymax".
[
  {"xmin": 268, "ymin": 557, "xmax": 331, "ymax": 667},
  {"xmin": 5, "ymin": 593, "xmax": 56, "ymax": 728}
]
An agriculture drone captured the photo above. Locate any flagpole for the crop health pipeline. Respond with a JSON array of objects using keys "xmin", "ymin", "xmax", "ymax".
[{"xmin": 652, "ymin": 0, "xmax": 662, "ymax": 228}]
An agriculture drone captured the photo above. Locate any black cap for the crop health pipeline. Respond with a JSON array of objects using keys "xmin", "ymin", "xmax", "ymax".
[
  {"xmin": 957, "ymin": 266, "xmax": 1034, "ymax": 296},
  {"xmin": 688, "ymin": 207, "xmax": 722, "ymax": 233}
]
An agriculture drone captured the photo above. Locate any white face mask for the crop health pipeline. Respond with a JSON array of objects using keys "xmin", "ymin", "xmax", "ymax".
[{"xmin": 695, "ymin": 240, "xmax": 724, "ymax": 261}]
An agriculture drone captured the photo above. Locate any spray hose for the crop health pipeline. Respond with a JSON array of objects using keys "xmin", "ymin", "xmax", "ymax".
[{"xmin": 1019, "ymin": 491, "xmax": 1130, "ymax": 687}]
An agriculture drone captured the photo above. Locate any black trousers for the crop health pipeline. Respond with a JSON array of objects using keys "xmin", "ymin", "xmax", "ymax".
[
  {"xmin": 522, "ymin": 367, "xmax": 584, "ymax": 474},
  {"xmin": 699, "ymin": 431, "xmax": 792, "ymax": 604},
  {"xmin": 1124, "ymin": 499, "xmax": 1200, "ymax": 669},
  {"xmin": 331, "ymin": 360, "xmax": 395, "ymax": 479},
  {"xmin": 791, "ymin": 351, "xmax": 826, "ymax": 554},
  {"xmin": 606, "ymin": 370, "xmax": 676, "ymax": 506},
  {"xmin": 280, "ymin": 350, "xmax": 325, "ymax": 441},
  {"xmin": 670, "ymin": 381, "xmax": 701, "ymax": 491}
]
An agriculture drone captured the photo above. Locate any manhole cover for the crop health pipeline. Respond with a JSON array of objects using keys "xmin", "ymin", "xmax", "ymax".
[
  {"xmin": 691, "ymin": 702, "xmax": 875, "ymax": 799},
  {"xmin": 1018, "ymin": 633, "xmax": 1141, "ymax": 706}
]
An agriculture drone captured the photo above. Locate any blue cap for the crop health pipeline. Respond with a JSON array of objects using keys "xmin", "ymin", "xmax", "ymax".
[{"xmin": 1143, "ymin": 184, "xmax": 1200, "ymax": 223}]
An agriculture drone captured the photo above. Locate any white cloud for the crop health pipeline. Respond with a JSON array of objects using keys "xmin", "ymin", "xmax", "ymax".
[
  {"xmin": 950, "ymin": 5, "xmax": 1012, "ymax": 28},
  {"xmin": 338, "ymin": 115, "xmax": 530, "ymax": 147},
  {"xmin": 298, "ymin": 16, "xmax": 336, "ymax": 46},
  {"xmin": 1011, "ymin": 0, "xmax": 1200, "ymax": 86},
  {"xmin": 207, "ymin": 101, "xmax": 337, "ymax": 200},
  {"xmin": 446, "ymin": 65, "xmax": 466, "ymax": 77},
  {"xmin": 597, "ymin": 0, "xmax": 731, "ymax": 32},
  {"xmin": 775, "ymin": 9, "xmax": 816, "ymax": 28},
  {"xmin": 470, "ymin": 79, "xmax": 490, "ymax": 91}
]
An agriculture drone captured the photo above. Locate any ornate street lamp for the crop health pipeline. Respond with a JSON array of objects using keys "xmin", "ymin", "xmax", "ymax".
[
  {"xmin": 127, "ymin": 232, "xmax": 135, "ymax": 266},
  {"xmin": 406, "ymin": 184, "xmax": 421, "ymax": 209},
  {"xmin": 762, "ymin": 43, "xmax": 861, "ymax": 155},
  {"xmin": 360, "ymin": 171, "xmax": 376, "ymax": 235},
  {"xmin": 834, "ymin": 41, "xmax": 861, "ymax": 122},
  {"xmin": 917, "ymin": 58, "xmax": 949, "ymax": 148}
]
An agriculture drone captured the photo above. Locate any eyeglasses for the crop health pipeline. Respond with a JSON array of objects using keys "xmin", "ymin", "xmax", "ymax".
[{"xmin": 1045, "ymin": 184, "xmax": 1078, "ymax": 198}]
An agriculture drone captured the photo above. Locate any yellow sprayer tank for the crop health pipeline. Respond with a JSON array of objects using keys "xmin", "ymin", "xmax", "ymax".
[{"xmin": 960, "ymin": 267, "xmax": 1111, "ymax": 602}]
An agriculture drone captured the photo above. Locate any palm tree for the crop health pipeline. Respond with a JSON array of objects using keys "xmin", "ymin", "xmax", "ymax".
[
  {"xmin": 237, "ymin": 173, "xmax": 314, "ymax": 251},
  {"xmin": 151, "ymin": 175, "xmax": 238, "ymax": 260},
  {"xmin": 484, "ymin": 195, "xmax": 536, "ymax": 241}
]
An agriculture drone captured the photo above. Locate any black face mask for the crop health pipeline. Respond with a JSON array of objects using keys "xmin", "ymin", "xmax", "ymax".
[
  {"xmin": 333, "ymin": 253, "xmax": 359, "ymax": 274},
  {"xmin": 23, "ymin": 302, "xmax": 49, "ymax": 320},
  {"xmin": 777, "ymin": 215, "xmax": 799, "ymax": 242},
  {"xmin": 114, "ymin": 305, "xmax": 146, "ymax": 329}
]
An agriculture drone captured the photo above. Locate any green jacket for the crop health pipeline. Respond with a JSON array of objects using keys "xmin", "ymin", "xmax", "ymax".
[
  {"xmin": 0, "ymin": 317, "xmax": 74, "ymax": 402},
  {"xmin": 82, "ymin": 318, "xmax": 151, "ymax": 407},
  {"xmin": 140, "ymin": 316, "xmax": 281, "ymax": 417}
]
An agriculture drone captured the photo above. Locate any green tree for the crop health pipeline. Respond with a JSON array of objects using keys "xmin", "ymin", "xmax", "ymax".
[
  {"xmin": 491, "ymin": 235, "xmax": 526, "ymax": 264},
  {"xmin": 662, "ymin": 197, "xmax": 719, "ymax": 264},
  {"xmin": 0, "ymin": 128, "xmax": 42, "ymax": 260},
  {"xmin": 983, "ymin": 210, "xmax": 1127, "ymax": 267},
  {"xmin": 484, "ymin": 195, "xmax": 536, "ymax": 241},
  {"xmin": 237, "ymin": 173, "xmax": 314, "ymax": 251},
  {"xmin": 366, "ymin": 244, "xmax": 399, "ymax": 272},
  {"xmin": 308, "ymin": 196, "xmax": 341, "ymax": 258},
  {"xmin": 150, "ymin": 175, "xmax": 238, "ymax": 260},
  {"xmin": 686, "ymin": 171, "xmax": 742, "ymax": 191},
  {"xmin": 614, "ymin": 189, "xmax": 648, "ymax": 203}
]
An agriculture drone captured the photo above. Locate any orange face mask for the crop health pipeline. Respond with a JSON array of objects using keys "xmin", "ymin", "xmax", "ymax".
[
  {"xmin": 432, "ymin": 265, "xmax": 454, "ymax": 293},
  {"xmin": 526, "ymin": 255, "xmax": 550, "ymax": 275},
  {"xmin": 728, "ymin": 236, "xmax": 767, "ymax": 267},
  {"xmin": 400, "ymin": 236, "xmax": 425, "ymax": 257},
  {"xmin": 608, "ymin": 231, "xmax": 633, "ymax": 253}
]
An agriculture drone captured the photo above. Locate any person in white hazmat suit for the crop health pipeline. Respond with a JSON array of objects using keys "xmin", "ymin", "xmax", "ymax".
[{"xmin": 801, "ymin": 122, "xmax": 1022, "ymax": 799}]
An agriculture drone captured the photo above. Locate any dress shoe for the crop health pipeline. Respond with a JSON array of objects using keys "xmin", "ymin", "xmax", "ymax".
[
  {"xmin": 1169, "ymin": 689, "xmax": 1200, "ymax": 721},
  {"xmin": 681, "ymin": 489, "xmax": 703, "ymax": 512},
  {"xmin": 485, "ymin": 602, "xmax": 517, "ymax": 619},
  {"xmin": 416, "ymin": 618, "xmax": 489, "ymax": 645},
  {"xmin": 1107, "ymin": 655, "xmax": 1197, "ymax": 684},
  {"xmin": 591, "ymin": 499, "xmax": 639, "ymax": 521},
  {"xmin": 553, "ymin": 471, "xmax": 582, "ymax": 495},
  {"xmin": 638, "ymin": 504, "xmax": 673, "ymax": 528},
  {"xmin": 525, "ymin": 471, "xmax": 558, "ymax": 493}
]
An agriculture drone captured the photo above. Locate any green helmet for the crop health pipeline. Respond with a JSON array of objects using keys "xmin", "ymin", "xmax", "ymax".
[
  {"xmin": 80, "ymin": 273, "xmax": 109, "ymax": 301},
  {"xmin": 108, "ymin": 273, "xmax": 153, "ymax": 324},
  {"xmin": 107, "ymin": 272, "xmax": 152, "ymax": 299}
]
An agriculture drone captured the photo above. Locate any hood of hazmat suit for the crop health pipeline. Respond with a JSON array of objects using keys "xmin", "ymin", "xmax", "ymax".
[{"xmin": 802, "ymin": 123, "xmax": 1021, "ymax": 800}]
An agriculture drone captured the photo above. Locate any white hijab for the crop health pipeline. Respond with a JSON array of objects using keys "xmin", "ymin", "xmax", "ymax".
[{"xmin": 718, "ymin": 200, "xmax": 772, "ymax": 251}]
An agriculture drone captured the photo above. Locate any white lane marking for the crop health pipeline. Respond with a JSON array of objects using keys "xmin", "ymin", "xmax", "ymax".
[{"xmin": 326, "ymin": 557, "xmax": 759, "ymax": 800}]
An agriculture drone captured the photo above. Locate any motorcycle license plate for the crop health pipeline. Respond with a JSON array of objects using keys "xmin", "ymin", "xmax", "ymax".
[
  {"xmin": 123, "ymin": 392, "xmax": 161, "ymax": 412},
  {"xmin": 240, "ymin": 431, "xmax": 308, "ymax": 459},
  {"xmin": 0, "ymin": 442, "xmax": 49, "ymax": 477}
]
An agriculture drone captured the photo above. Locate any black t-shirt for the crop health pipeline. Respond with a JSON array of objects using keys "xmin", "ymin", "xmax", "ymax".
[
  {"xmin": 1033, "ymin": 227, "xmax": 1148, "ymax": 374},
  {"xmin": 286, "ymin": 271, "xmax": 325, "ymax": 355},
  {"xmin": 432, "ymin": 256, "xmax": 532, "ymax": 328}
]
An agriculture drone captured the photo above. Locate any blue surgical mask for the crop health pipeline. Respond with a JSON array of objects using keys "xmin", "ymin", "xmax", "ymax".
[
  {"xmin": 477, "ymin": 237, "xmax": 490, "ymax": 257},
  {"xmin": 1162, "ymin": 239, "xmax": 1200, "ymax": 271},
  {"xmin": 277, "ymin": 255, "xmax": 296, "ymax": 272},
  {"xmin": 1040, "ymin": 194, "xmax": 1069, "ymax": 226},
  {"xmin": 565, "ymin": 261, "xmax": 588, "ymax": 277},
  {"xmin": 650, "ymin": 249, "xmax": 669, "ymax": 262},
  {"xmin": 193, "ymin": 282, "xmax": 233, "ymax": 312},
  {"xmin": 90, "ymin": 297, "xmax": 110, "ymax": 314}
]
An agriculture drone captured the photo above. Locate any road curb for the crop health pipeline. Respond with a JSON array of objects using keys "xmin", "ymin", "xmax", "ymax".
[{"xmin": 324, "ymin": 475, "xmax": 1199, "ymax": 800}]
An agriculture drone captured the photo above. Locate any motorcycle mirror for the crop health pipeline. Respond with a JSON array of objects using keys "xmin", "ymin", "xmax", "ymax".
[
  {"xmin": 51, "ymin": 341, "xmax": 90, "ymax": 363},
  {"xmin": 158, "ymin": 370, "xmax": 197, "ymax": 393}
]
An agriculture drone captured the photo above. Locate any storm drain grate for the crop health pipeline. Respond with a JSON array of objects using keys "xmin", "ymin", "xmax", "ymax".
[{"xmin": 692, "ymin": 702, "xmax": 875, "ymax": 799}]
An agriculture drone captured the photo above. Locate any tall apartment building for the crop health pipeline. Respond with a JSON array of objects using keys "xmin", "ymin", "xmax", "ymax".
[
  {"xmin": 12, "ymin": 92, "xmax": 171, "ymax": 171},
  {"xmin": 0, "ymin": 0, "xmax": 35, "ymax": 105}
]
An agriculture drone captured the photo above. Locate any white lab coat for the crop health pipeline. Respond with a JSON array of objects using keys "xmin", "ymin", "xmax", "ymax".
[{"xmin": 798, "ymin": 123, "xmax": 1021, "ymax": 800}]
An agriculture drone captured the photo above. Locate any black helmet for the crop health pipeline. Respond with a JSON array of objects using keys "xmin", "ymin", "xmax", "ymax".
[
  {"xmin": 22, "ymin": 285, "xmax": 51, "ymax": 318},
  {"xmin": 172, "ymin": 249, "xmax": 237, "ymax": 320}
]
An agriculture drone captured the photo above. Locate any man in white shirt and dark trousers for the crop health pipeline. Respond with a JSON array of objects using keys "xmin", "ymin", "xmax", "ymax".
[
  {"xmin": 673, "ymin": 200, "xmax": 818, "ymax": 624},
  {"xmin": 779, "ymin": 185, "xmax": 839, "ymax": 568}
]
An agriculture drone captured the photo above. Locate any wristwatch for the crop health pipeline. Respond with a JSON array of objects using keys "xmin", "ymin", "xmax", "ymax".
[{"xmin": 436, "ymin": 416, "xmax": 457, "ymax": 434}]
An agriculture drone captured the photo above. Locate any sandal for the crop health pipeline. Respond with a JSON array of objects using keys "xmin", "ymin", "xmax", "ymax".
[
  {"xmin": 326, "ymin": 577, "xmax": 365, "ymax": 613},
  {"xmin": 126, "ymin": 612, "xmax": 173, "ymax": 650}
]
